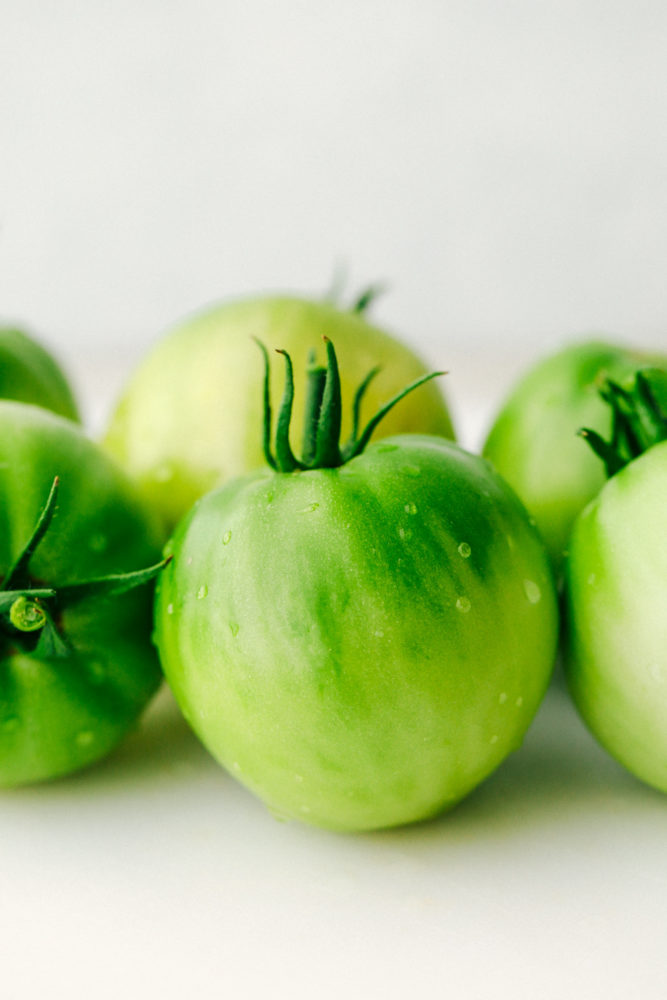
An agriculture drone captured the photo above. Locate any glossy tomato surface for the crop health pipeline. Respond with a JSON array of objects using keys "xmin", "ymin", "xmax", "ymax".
[
  {"xmin": 483, "ymin": 340, "xmax": 665, "ymax": 572},
  {"xmin": 155, "ymin": 435, "xmax": 558, "ymax": 831},
  {"xmin": 104, "ymin": 296, "xmax": 455, "ymax": 532},
  {"xmin": 564, "ymin": 441, "xmax": 667, "ymax": 792},
  {"xmin": 0, "ymin": 327, "xmax": 79, "ymax": 421},
  {"xmin": 0, "ymin": 402, "xmax": 163, "ymax": 786}
]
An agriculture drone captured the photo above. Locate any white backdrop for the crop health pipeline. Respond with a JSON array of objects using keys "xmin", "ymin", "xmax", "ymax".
[
  {"xmin": 2, "ymin": 7, "xmax": 667, "ymax": 999},
  {"xmin": 2, "ymin": 1, "xmax": 666, "ymax": 382}
]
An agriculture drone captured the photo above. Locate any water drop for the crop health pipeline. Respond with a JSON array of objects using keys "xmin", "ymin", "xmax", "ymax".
[
  {"xmin": 294, "ymin": 773, "xmax": 304, "ymax": 783},
  {"xmin": 587, "ymin": 573, "xmax": 597, "ymax": 586},
  {"xmin": 197, "ymin": 585, "xmax": 208, "ymax": 600},
  {"xmin": 299, "ymin": 502, "xmax": 320, "ymax": 514},
  {"xmin": 186, "ymin": 556, "xmax": 193, "ymax": 566},
  {"xmin": 515, "ymin": 696, "xmax": 524, "ymax": 708},
  {"xmin": 490, "ymin": 734, "xmax": 499, "ymax": 745},
  {"xmin": 404, "ymin": 502, "xmax": 418, "ymax": 515},
  {"xmin": 457, "ymin": 542, "xmax": 471, "ymax": 559},
  {"xmin": 523, "ymin": 580, "xmax": 541, "ymax": 604},
  {"xmin": 498, "ymin": 692, "xmax": 508, "ymax": 705},
  {"xmin": 166, "ymin": 603, "xmax": 175, "ymax": 615},
  {"xmin": 229, "ymin": 622, "xmax": 239, "ymax": 637},
  {"xmin": 300, "ymin": 804, "xmax": 311, "ymax": 814},
  {"xmin": 398, "ymin": 526, "xmax": 413, "ymax": 541},
  {"xmin": 89, "ymin": 533, "xmax": 108, "ymax": 553},
  {"xmin": 222, "ymin": 530, "xmax": 232, "ymax": 545},
  {"xmin": 266, "ymin": 491, "xmax": 275, "ymax": 504},
  {"xmin": 153, "ymin": 463, "xmax": 173, "ymax": 483},
  {"xmin": 374, "ymin": 629, "xmax": 385, "ymax": 638},
  {"xmin": 76, "ymin": 730, "xmax": 94, "ymax": 748},
  {"xmin": 232, "ymin": 761, "xmax": 242, "ymax": 772},
  {"xmin": 402, "ymin": 465, "xmax": 421, "ymax": 477},
  {"xmin": 456, "ymin": 596, "xmax": 471, "ymax": 613},
  {"xmin": 89, "ymin": 661, "xmax": 106, "ymax": 682}
]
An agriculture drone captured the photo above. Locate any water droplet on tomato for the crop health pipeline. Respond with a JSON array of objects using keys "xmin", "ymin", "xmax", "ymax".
[
  {"xmin": 404, "ymin": 502, "xmax": 418, "ymax": 515},
  {"xmin": 197, "ymin": 585, "xmax": 208, "ymax": 600},
  {"xmin": 456, "ymin": 596, "xmax": 471, "ymax": 613},
  {"xmin": 374, "ymin": 629, "xmax": 384, "ymax": 638},
  {"xmin": 498, "ymin": 692, "xmax": 508, "ymax": 704},
  {"xmin": 588, "ymin": 573, "xmax": 596, "ymax": 585},
  {"xmin": 89, "ymin": 660, "xmax": 106, "ymax": 682},
  {"xmin": 457, "ymin": 542, "xmax": 471, "ymax": 558},
  {"xmin": 402, "ymin": 465, "xmax": 421, "ymax": 477},
  {"xmin": 299, "ymin": 502, "xmax": 320, "ymax": 514},
  {"xmin": 523, "ymin": 580, "xmax": 541, "ymax": 604},
  {"xmin": 89, "ymin": 533, "xmax": 108, "ymax": 553},
  {"xmin": 515, "ymin": 696, "xmax": 524, "ymax": 708},
  {"xmin": 153, "ymin": 463, "xmax": 173, "ymax": 483},
  {"xmin": 166, "ymin": 603, "xmax": 174, "ymax": 615},
  {"xmin": 76, "ymin": 730, "xmax": 94, "ymax": 748},
  {"xmin": 398, "ymin": 526, "xmax": 413, "ymax": 541},
  {"xmin": 490, "ymin": 734, "xmax": 499, "ymax": 744},
  {"xmin": 186, "ymin": 556, "xmax": 193, "ymax": 566},
  {"xmin": 222, "ymin": 530, "xmax": 232, "ymax": 545},
  {"xmin": 229, "ymin": 622, "xmax": 239, "ymax": 637}
]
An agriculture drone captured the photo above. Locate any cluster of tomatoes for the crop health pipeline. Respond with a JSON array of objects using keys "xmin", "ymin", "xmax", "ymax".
[{"xmin": 0, "ymin": 296, "xmax": 664, "ymax": 831}]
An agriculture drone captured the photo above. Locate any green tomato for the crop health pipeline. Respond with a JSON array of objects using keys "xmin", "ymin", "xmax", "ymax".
[
  {"xmin": 564, "ymin": 371, "xmax": 667, "ymax": 791},
  {"xmin": 483, "ymin": 340, "xmax": 665, "ymax": 573},
  {"xmin": 0, "ymin": 327, "xmax": 79, "ymax": 421},
  {"xmin": 0, "ymin": 402, "xmax": 164, "ymax": 786},
  {"xmin": 154, "ymin": 344, "xmax": 557, "ymax": 832},
  {"xmin": 103, "ymin": 295, "xmax": 455, "ymax": 533}
]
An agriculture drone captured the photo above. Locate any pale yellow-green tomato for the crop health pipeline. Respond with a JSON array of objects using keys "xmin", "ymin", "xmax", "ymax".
[{"xmin": 104, "ymin": 296, "xmax": 454, "ymax": 533}]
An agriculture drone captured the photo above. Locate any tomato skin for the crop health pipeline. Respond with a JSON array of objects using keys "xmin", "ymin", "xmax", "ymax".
[
  {"xmin": 483, "ymin": 341, "xmax": 665, "ymax": 573},
  {"xmin": 0, "ymin": 403, "xmax": 163, "ymax": 786},
  {"xmin": 563, "ymin": 442, "xmax": 667, "ymax": 792},
  {"xmin": 103, "ymin": 296, "xmax": 455, "ymax": 532},
  {"xmin": 155, "ymin": 435, "xmax": 558, "ymax": 831},
  {"xmin": 0, "ymin": 327, "xmax": 79, "ymax": 421}
]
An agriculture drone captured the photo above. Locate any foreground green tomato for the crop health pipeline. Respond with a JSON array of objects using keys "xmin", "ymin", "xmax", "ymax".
[
  {"xmin": 483, "ymin": 340, "xmax": 664, "ymax": 573},
  {"xmin": 155, "ymin": 345, "xmax": 557, "ymax": 831},
  {"xmin": 104, "ymin": 295, "xmax": 454, "ymax": 532},
  {"xmin": 0, "ymin": 327, "xmax": 79, "ymax": 421},
  {"xmin": 564, "ymin": 372, "xmax": 667, "ymax": 791},
  {"xmin": 0, "ymin": 402, "xmax": 164, "ymax": 786}
]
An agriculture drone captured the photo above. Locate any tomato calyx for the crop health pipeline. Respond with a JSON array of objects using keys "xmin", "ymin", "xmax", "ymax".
[
  {"xmin": 0, "ymin": 477, "xmax": 170, "ymax": 659},
  {"xmin": 256, "ymin": 337, "xmax": 445, "ymax": 473},
  {"xmin": 579, "ymin": 367, "xmax": 667, "ymax": 477}
]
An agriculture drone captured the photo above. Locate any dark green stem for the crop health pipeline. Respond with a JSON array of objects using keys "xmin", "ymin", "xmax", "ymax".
[
  {"xmin": 313, "ymin": 339, "xmax": 343, "ymax": 468},
  {"xmin": 301, "ymin": 352, "xmax": 327, "ymax": 466},
  {"xmin": 580, "ymin": 367, "xmax": 667, "ymax": 477},
  {"xmin": 255, "ymin": 336, "xmax": 445, "ymax": 474}
]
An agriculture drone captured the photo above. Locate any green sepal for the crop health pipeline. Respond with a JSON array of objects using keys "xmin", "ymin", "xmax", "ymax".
[
  {"xmin": 581, "ymin": 367, "xmax": 667, "ymax": 477},
  {"xmin": 1, "ymin": 476, "xmax": 59, "ymax": 591},
  {"xmin": 54, "ymin": 557, "xmax": 172, "ymax": 611}
]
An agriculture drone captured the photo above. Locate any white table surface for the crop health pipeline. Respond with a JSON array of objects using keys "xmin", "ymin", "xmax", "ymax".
[{"xmin": 3, "ymin": 351, "xmax": 666, "ymax": 1000}]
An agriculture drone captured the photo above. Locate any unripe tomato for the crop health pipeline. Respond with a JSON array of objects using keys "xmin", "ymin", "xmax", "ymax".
[
  {"xmin": 103, "ymin": 295, "xmax": 455, "ymax": 532},
  {"xmin": 564, "ymin": 369, "xmax": 667, "ymax": 791},
  {"xmin": 154, "ymin": 343, "xmax": 558, "ymax": 831},
  {"xmin": 0, "ymin": 402, "xmax": 164, "ymax": 786},
  {"xmin": 483, "ymin": 340, "xmax": 665, "ymax": 573}
]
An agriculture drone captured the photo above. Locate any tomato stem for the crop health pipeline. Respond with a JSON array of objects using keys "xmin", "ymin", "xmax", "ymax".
[
  {"xmin": 0, "ymin": 477, "xmax": 171, "ymax": 658},
  {"xmin": 256, "ymin": 338, "xmax": 445, "ymax": 473},
  {"xmin": 580, "ymin": 367, "xmax": 667, "ymax": 477}
]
